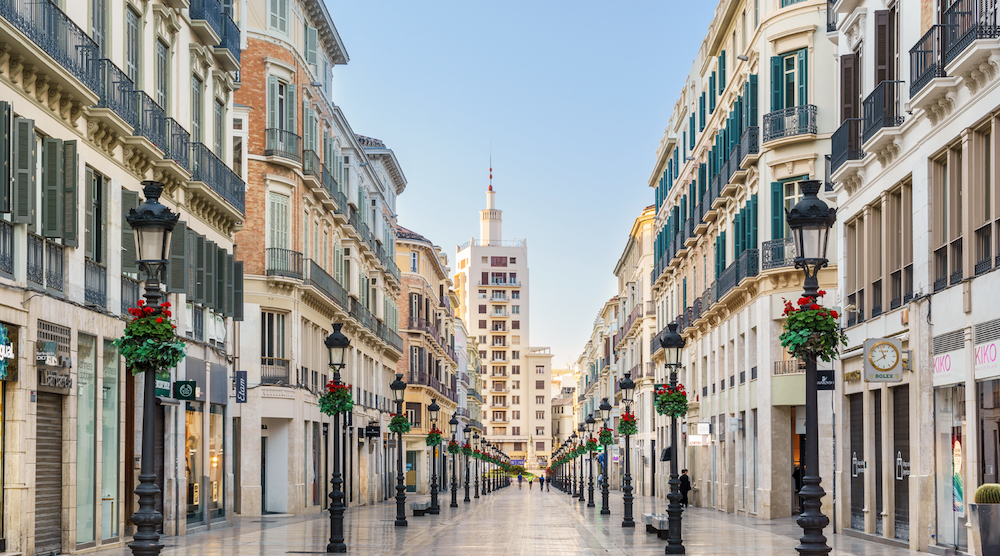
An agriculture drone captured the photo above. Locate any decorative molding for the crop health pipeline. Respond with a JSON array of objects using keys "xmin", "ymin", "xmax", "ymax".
[{"xmin": 874, "ymin": 138, "xmax": 902, "ymax": 168}]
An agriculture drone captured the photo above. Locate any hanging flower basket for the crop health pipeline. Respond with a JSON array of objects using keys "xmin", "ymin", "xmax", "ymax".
[
  {"xmin": 473, "ymin": 449, "xmax": 482, "ymax": 460},
  {"xmin": 114, "ymin": 300, "xmax": 186, "ymax": 376},
  {"xmin": 585, "ymin": 437, "xmax": 598, "ymax": 452},
  {"xmin": 318, "ymin": 380, "xmax": 354, "ymax": 415},
  {"xmin": 425, "ymin": 427, "xmax": 443, "ymax": 447},
  {"xmin": 447, "ymin": 439, "xmax": 461, "ymax": 454},
  {"xmin": 619, "ymin": 411, "xmax": 639, "ymax": 436},
  {"xmin": 599, "ymin": 427, "xmax": 615, "ymax": 446},
  {"xmin": 655, "ymin": 383, "xmax": 689, "ymax": 418},
  {"xmin": 388, "ymin": 414, "xmax": 411, "ymax": 434},
  {"xmin": 462, "ymin": 443, "xmax": 472, "ymax": 456},
  {"xmin": 779, "ymin": 291, "xmax": 848, "ymax": 362}
]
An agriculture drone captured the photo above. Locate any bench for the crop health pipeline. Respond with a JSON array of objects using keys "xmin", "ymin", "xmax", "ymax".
[
  {"xmin": 642, "ymin": 513, "xmax": 670, "ymax": 539},
  {"xmin": 410, "ymin": 501, "xmax": 431, "ymax": 516}
]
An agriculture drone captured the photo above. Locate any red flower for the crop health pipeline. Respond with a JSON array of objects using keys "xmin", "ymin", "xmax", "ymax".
[
  {"xmin": 144, "ymin": 306, "xmax": 154, "ymax": 314},
  {"xmin": 818, "ymin": 290, "xmax": 826, "ymax": 296},
  {"xmin": 164, "ymin": 310, "xmax": 172, "ymax": 317},
  {"xmin": 810, "ymin": 304, "xmax": 821, "ymax": 311},
  {"xmin": 830, "ymin": 310, "xmax": 839, "ymax": 319},
  {"xmin": 156, "ymin": 317, "xmax": 163, "ymax": 323},
  {"xmin": 137, "ymin": 299, "xmax": 145, "ymax": 306},
  {"xmin": 798, "ymin": 297, "xmax": 809, "ymax": 306},
  {"xmin": 161, "ymin": 301, "xmax": 171, "ymax": 308}
]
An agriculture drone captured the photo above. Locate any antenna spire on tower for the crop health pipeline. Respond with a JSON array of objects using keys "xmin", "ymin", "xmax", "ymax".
[{"xmin": 489, "ymin": 144, "xmax": 493, "ymax": 192}]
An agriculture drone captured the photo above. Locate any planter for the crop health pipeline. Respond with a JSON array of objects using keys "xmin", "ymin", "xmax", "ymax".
[{"xmin": 971, "ymin": 503, "xmax": 1000, "ymax": 556}]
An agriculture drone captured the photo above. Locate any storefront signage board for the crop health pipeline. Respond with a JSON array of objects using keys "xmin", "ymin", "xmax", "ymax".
[
  {"xmin": 933, "ymin": 349, "xmax": 965, "ymax": 387},
  {"xmin": 975, "ymin": 339, "xmax": 1000, "ymax": 380}
]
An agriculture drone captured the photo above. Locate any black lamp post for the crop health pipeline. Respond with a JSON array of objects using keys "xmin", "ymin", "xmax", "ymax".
[
  {"xmin": 577, "ymin": 423, "xmax": 587, "ymax": 503},
  {"xmin": 428, "ymin": 399, "xmax": 441, "ymax": 515},
  {"xmin": 660, "ymin": 323, "xmax": 686, "ymax": 553},
  {"xmin": 786, "ymin": 179, "xmax": 836, "ymax": 556},
  {"xmin": 569, "ymin": 432, "xmax": 578, "ymax": 497},
  {"xmin": 586, "ymin": 413, "xmax": 596, "ymax": 507},
  {"xmin": 449, "ymin": 413, "xmax": 459, "ymax": 508},
  {"xmin": 127, "ymin": 181, "xmax": 178, "ymax": 556},
  {"xmin": 463, "ymin": 425, "xmax": 472, "ymax": 502},
  {"xmin": 621, "ymin": 371, "xmax": 636, "ymax": 528},
  {"xmin": 599, "ymin": 398, "xmax": 612, "ymax": 515},
  {"xmin": 473, "ymin": 433, "xmax": 480, "ymax": 498},
  {"xmin": 390, "ymin": 374, "xmax": 407, "ymax": 527},
  {"xmin": 324, "ymin": 324, "xmax": 351, "ymax": 553}
]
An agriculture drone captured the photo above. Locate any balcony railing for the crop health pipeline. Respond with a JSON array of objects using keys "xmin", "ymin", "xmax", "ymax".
[
  {"xmin": 261, "ymin": 357, "xmax": 291, "ymax": 384},
  {"xmin": 84, "ymin": 259, "xmax": 107, "ymax": 308},
  {"xmin": 726, "ymin": 143, "xmax": 742, "ymax": 183},
  {"xmin": 832, "ymin": 118, "xmax": 864, "ymax": 173},
  {"xmin": 190, "ymin": 142, "xmax": 246, "ymax": 214},
  {"xmin": 976, "ymin": 223, "xmax": 993, "ymax": 276},
  {"xmin": 862, "ymin": 81, "xmax": 904, "ymax": 143},
  {"xmin": 774, "ymin": 359, "xmax": 805, "ymax": 375},
  {"xmin": 303, "ymin": 150, "xmax": 321, "ymax": 180},
  {"xmin": 349, "ymin": 297, "xmax": 375, "ymax": 334},
  {"xmin": 304, "ymin": 258, "xmax": 347, "ymax": 307},
  {"xmin": 164, "ymin": 118, "xmax": 191, "ymax": 171},
  {"xmin": 889, "ymin": 264, "xmax": 914, "ymax": 310},
  {"xmin": 133, "ymin": 91, "xmax": 167, "ymax": 151},
  {"xmin": 944, "ymin": 0, "xmax": 1000, "ymax": 67},
  {"xmin": 762, "ymin": 237, "xmax": 796, "ymax": 270},
  {"xmin": 96, "ymin": 59, "xmax": 136, "ymax": 124},
  {"xmin": 0, "ymin": 0, "xmax": 100, "ymax": 93},
  {"xmin": 121, "ymin": 275, "xmax": 140, "ymax": 315},
  {"xmin": 27, "ymin": 233, "xmax": 44, "ymax": 286},
  {"xmin": 266, "ymin": 248, "xmax": 303, "ymax": 279},
  {"xmin": 872, "ymin": 279, "xmax": 883, "ymax": 318},
  {"xmin": 45, "ymin": 240, "xmax": 63, "ymax": 292},
  {"xmin": 763, "ymin": 105, "xmax": 817, "ymax": 143},
  {"xmin": 218, "ymin": 11, "xmax": 241, "ymax": 65},
  {"xmin": 265, "ymin": 128, "xmax": 302, "ymax": 162},
  {"xmin": 739, "ymin": 126, "xmax": 759, "ymax": 167},
  {"xmin": 910, "ymin": 25, "xmax": 947, "ymax": 98},
  {"xmin": 951, "ymin": 238, "xmax": 964, "ymax": 286},
  {"xmin": 190, "ymin": 0, "xmax": 223, "ymax": 38},
  {"xmin": 716, "ymin": 249, "xmax": 759, "ymax": 301},
  {"xmin": 934, "ymin": 246, "xmax": 948, "ymax": 291},
  {"xmin": 0, "ymin": 220, "xmax": 12, "ymax": 277}
]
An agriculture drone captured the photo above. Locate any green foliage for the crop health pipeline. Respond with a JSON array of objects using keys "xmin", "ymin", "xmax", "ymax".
[
  {"xmin": 599, "ymin": 427, "xmax": 615, "ymax": 446},
  {"xmin": 447, "ymin": 440, "xmax": 461, "ymax": 454},
  {"xmin": 976, "ymin": 483, "xmax": 1000, "ymax": 504},
  {"xmin": 388, "ymin": 414, "xmax": 411, "ymax": 434},
  {"xmin": 115, "ymin": 300, "xmax": 185, "ymax": 375},
  {"xmin": 618, "ymin": 411, "xmax": 638, "ymax": 436},
  {"xmin": 318, "ymin": 381, "xmax": 353, "ymax": 415},
  {"xmin": 655, "ymin": 384, "xmax": 689, "ymax": 417},
  {"xmin": 779, "ymin": 293, "xmax": 847, "ymax": 362},
  {"xmin": 508, "ymin": 465, "xmax": 526, "ymax": 476},
  {"xmin": 425, "ymin": 428, "xmax": 443, "ymax": 447}
]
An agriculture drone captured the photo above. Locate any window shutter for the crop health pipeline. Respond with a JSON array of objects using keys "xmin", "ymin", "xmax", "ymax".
[
  {"xmin": 771, "ymin": 182, "xmax": 783, "ymax": 239},
  {"xmin": 482, "ymin": 271, "xmax": 488, "ymax": 285},
  {"xmin": 840, "ymin": 54, "xmax": 857, "ymax": 122},
  {"xmin": 278, "ymin": 0, "xmax": 287, "ymax": 32},
  {"xmin": 0, "ymin": 102, "xmax": 10, "ymax": 213},
  {"xmin": 770, "ymin": 57, "xmax": 782, "ymax": 111},
  {"xmin": 286, "ymin": 84, "xmax": 296, "ymax": 134},
  {"xmin": 233, "ymin": 260, "xmax": 244, "ymax": 321},
  {"xmin": 306, "ymin": 27, "xmax": 318, "ymax": 67},
  {"xmin": 84, "ymin": 168, "xmax": 94, "ymax": 259},
  {"xmin": 797, "ymin": 49, "xmax": 808, "ymax": 106},
  {"xmin": 41, "ymin": 138, "xmax": 63, "ymax": 238},
  {"xmin": 302, "ymin": 101, "xmax": 309, "ymax": 150},
  {"xmin": 874, "ymin": 10, "xmax": 890, "ymax": 86},
  {"xmin": 12, "ymin": 117, "xmax": 35, "ymax": 230},
  {"xmin": 62, "ymin": 140, "xmax": 78, "ymax": 246},
  {"xmin": 215, "ymin": 247, "xmax": 227, "ymax": 313},
  {"xmin": 186, "ymin": 229, "xmax": 197, "ymax": 298},
  {"xmin": 100, "ymin": 177, "xmax": 108, "ymax": 263},
  {"xmin": 749, "ymin": 74, "xmax": 758, "ymax": 126},
  {"xmin": 206, "ymin": 240, "xmax": 217, "ymax": 308},
  {"xmin": 167, "ymin": 220, "xmax": 187, "ymax": 292},
  {"xmin": 268, "ymin": 76, "xmax": 278, "ymax": 128},
  {"xmin": 225, "ymin": 253, "xmax": 235, "ymax": 317},
  {"xmin": 269, "ymin": 0, "xmax": 278, "ymax": 29},
  {"xmin": 195, "ymin": 234, "xmax": 206, "ymax": 303},
  {"xmin": 121, "ymin": 188, "xmax": 139, "ymax": 274},
  {"xmin": 719, "ymin": 51, "xmax": 726, "ymax": 93},
  {"xmin": 709, "ymin": 73, "xmax": 716, "ymax": 113},
  {"xmin": 751, "ymin": 194, "xmax": 759, "ymax": 247}
]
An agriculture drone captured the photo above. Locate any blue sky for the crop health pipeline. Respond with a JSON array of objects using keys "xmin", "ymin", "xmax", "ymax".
[{"xmin": 331, "ymin": 1, "xmax": 718, "ymax": 368}]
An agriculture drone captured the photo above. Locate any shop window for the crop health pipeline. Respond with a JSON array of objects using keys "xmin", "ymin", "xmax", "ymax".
[
  {"xmin": 76, "ymin": 334, "xmax": 97, "ymax": 544},
  {"xmin": 209, "ymin": 405, "xmax": 225, "ymax": 519},
  {"xmin": 101, "ymin": 339, "xmax": 119, "ymax": 540},
  {"xmin": 186, "ymin": 402, "xmax": 204, "ymax": 525}
]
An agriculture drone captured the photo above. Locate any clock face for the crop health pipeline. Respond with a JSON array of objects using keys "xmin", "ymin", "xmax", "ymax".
[{"xmin": 869, "ymin": 342, "xmax": 899, "ymax": 371}]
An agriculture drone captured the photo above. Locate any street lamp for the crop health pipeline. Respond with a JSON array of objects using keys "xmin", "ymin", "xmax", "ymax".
[
  {"xmin": 586, "ymin": 413, "xmax": 596, "ymax": 508},
  {"xmin": 599, "ymin": 397, "xmax": 612, "ymax": 515},
  {"xmin": 577, "ymin": 423, "xmax": 587, "ymax": 503},
  {"xmin": 127, "ymin": 181, "xmax": 178, "ymax": 556},
  {"xmin": 463, "ymin": 425, "xmax": 472, "ymax": 502},
  {"xmin": 324, "ymin": 323, "xmax": 351, "ymax": 553},
  {"xmin": 473, "ymin": 432, "xmax": 480, "ymax": 499},
  {"xmin": 449, "ymin": 413, "xmax": 459, "ymax": 508},
  {"xmin": 428, "ymin": 399, "xmax": 441, "ymax": 515},
  {"xmin": 390, "ymin": 374, "xmax": 407, "ymax": 527},
  {"xmin": 569, "ymin": 432, "xmax": 578, "ymax": 498},
  {"xmin": 661, "ymin": 322, "xmax": 686, "ymax": 554},
  {"xmin": 786, "ymin": 179, "xmax": 836, "ymax": 556},
  {"xmin": 620, "ymin": 371, "xmax": 636, "ymax": 528}
]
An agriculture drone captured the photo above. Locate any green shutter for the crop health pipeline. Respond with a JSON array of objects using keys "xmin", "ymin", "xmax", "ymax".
[
  {"xmin": 306, "ymin": 27, "xmax": 318, "ymax": 67},
  {"xmin": 186, "ymin": 229, "xmax": 197, "ymax": 298},
  {"xmin": 167, "ymin": 220, "xmax": 187, "ymax": 292},
  {"xmin": 206, "ymin": 240, "xmax": 217, "ymax": 308},
  {"xmin": 709, "ymin": 73, "xmax": 716, "ymax": 113},
  {"xmin": 216, "ymin": 246, "xmax": 227, "ymax": 313},
  {"xmin": 225, "ymin": 253, "xmax": 235, "ymax": 317},
  {"xmin": 749, "ymin": 74, "xmax": 759, "ymax": 125},
  {"xmin": 286, "ymin": 83, "xmax": 296, "ymax": 134},
  {"xmin": 771, "ymin": 182, "xmax": 783, "ymax": 239},
  {"xmin": 699, "ymin": 93, "xmax": 706, "ymax": 131},
  {"xmin": 41, "ymin": 138, "xmax": 63, "ymax": 238},
  {"xmin": 121, "ymin": 188, "xmax": 139, "ymax": 274},
  {"xmin": 233, "ymin": 260, "xmax": 244, "ymax": 321},
  {"xmin": 751, "ymin": 194, "xmax": 759, "ymax": 247},
  {"xmin": 195, "ymin": 234, "xmax": 206, "ymax": 303},
  {"xmin": 797, "ymin": 49, "xmax": 808, "ymax": 106},
  {"xmin": 12, "ymin": 117, "xmax": 35, "ymax": 230},
  {"xmin": 268, "ymin": 76, "xmax": 277, "ymax": 128},
  {"xmin": 771, "ymin": 57, "xmax": 783, "ymax": 111},
  {"xmin": 0, "ymin": 102, "xmax": 10, "ymax": 213},
  {"xmin": 84, "ymin": 168, "xmax": 94, "ymax": 259},
  {"xmin": 99, "ymin": 176, "xmax": 107, "ymax": 263},
  {"xmin": 302, "ymin": 100, "xmax": 309, "ymax": 151},
  {"xmin": 719, "ymin": 51, "xmax": 726, "ymax": 93},
  {"xmin": 62, "ymin": 141, "xmax": 78, "ymax": 246}
]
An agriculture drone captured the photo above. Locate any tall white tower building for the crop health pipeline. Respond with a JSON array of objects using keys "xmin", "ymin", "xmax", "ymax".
[{"xmin": 455, "ymin": 182, "xmax": 552, "ymax": 468}]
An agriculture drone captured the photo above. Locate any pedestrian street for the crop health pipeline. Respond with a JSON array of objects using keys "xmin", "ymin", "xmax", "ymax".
[{"xmin": 88, "ymin": 486, "xmax": 924, "ymax": 556}]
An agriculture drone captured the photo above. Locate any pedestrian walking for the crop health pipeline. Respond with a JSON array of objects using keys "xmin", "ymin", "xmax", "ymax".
[
  {"xmin": 598, "ymin": 472, "xmax": 604, "ymax": 490},
  {"xmin": 518, "ymin": 473, "xmax": 523, "ymax": 489},
  {"xmin": 679, "ymin": 469, "xmax": 691, "ymax": 507},
  {"xmin": 528, "ymin": 476, "xmax": 533, "ymax": 490},
  {"xmin": 538, "ymin": 475, "xmax": 545, "ymax": 491}
]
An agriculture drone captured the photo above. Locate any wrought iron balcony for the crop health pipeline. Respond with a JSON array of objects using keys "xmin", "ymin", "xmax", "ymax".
[
  {"xmin": 862, "ymin": 81, "xmax": 904, "ymax": 143},
  {"xmin": 84, "ymin": 258, "xmax": 107, "ymax": 308},
  {"xmin": 0, "ymin": 220, "xmax": 12, "ymax": 278},
  {"xmin": 832, "ymin": 118, "xmax": 864, "ymax": 173},
  {"xmin": 976, "ymin": 223, "xmax": 993, "ymax": 276},
  {"xmin": 762, "ymin": 237, "xmax": 796, "ymax": 270},
  {"xmin": 910, "ymin": 25, "xmax": 947, "ymax": 98},
  {"xmin": 739, "ymin": 126, "xmax": 759, "ymax": 168},
  {"xmin": 190, "ymin": 142, "xmax": 246, "ymax": 214},
  {"xmin": 264, "ymin": 128, "xmax": 302, "ymax": 163},
  {"xmin": 133, "ymin": 91, "xmax": 167, "ymax": 151},
  {"xmin": 215, "ymin": 11, "xmax": 241, "ymax": 69},
  {"xmin": 96, "ymin": 59, "xmax": 136, "ymax": 125},
  {"xmin": 27, "ymin": 233, "xmax": 43, "ymax": 286},
  {"xmin": 265, "ymin": 248, "xmax": 303, "ymax": 280},
  {"xmin": 121, "ymin": 275, "xmax": 140, "ymax": 315},
  {"xmin": 763, "ymin": 105, "xmax": 817, "ymax": 143},
  {"xmin": 261, "ymin": 357, "xmax": 291, "ymax": 384},
  {"xmin": 944, "ymin": 0, "xmax": 1000, "ymax": 67},
  {"xmin": 164, "ymin": 118, "xmax": 191, "ymax": 171},
  {"xmin": 189, "ymin": 0, "xmax": 223, "ymax": 42},
  {"xmin": 303, "ymin": 150, "xmax": 322, "ymax": 180},
  {"xmin": 303, "ymin": 258, "xmax": 347, "ymax": 308}
]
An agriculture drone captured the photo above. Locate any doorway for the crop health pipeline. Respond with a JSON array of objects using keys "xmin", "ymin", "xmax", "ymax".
[{"xmin": 261, "ymin": 436, "xmax": 267, "ymax": 513}]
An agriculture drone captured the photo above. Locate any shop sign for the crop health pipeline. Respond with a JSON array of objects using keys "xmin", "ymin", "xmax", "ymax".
[
  {"xmin": 817, "ymin": 369, "xmax": 836, "ymax": 391},
  {"xmin": 864, "ymin": 338, "xmax": 903, "ymax": 382},
  {"xmin": 510, "ymin": 459, "xmax": 525, "ymax": 466},
  {"xmin": 975, "ymin": 340, "xmax": 1000, "ymax": 380},
  {"xmin": 235, "ymin": 371, "xmax": 247, "ymax": 403},
  {"xmin": 696, "ymin": 422, "xmax": 711, "ymax": 435},
  {"xmin": 688, "ymin": 434, "xmax": 707, "ymax": 446},
  {"xmin": 0, "ymin": 322, "xmax": 17, "ymax": 381},
  {"xmin": 933, "ymin": 349, "xmax": 965, "ymax": 387},
  {"xmin": 38, "ymin": 367, "xmax": 72, "ymax": 390},
  {"xmin": 36, "ymin": 341, "xmax": 59, "ymax": 367},
  {"xmin": 174, "ymin": 381, "xmax": 196, "ymax": 400},
  {"xmin": 365, "ymin": 424, "xmax": 380, "ymax": 438},
  {"xmin": 154, "ymin": 368, "xmax": 171, "ymax": 398}
]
